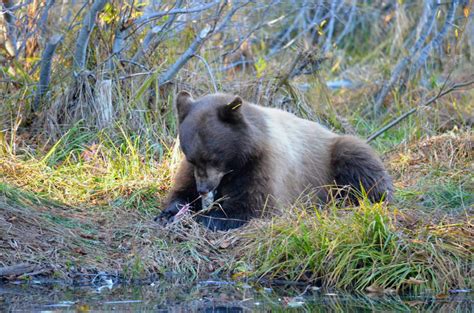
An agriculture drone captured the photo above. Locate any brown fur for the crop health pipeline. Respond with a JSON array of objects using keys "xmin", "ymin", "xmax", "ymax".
[
  {"xmin": 329, "ymin": 136, "xmax": 393, "ymax": 202},
  {"xmin": 155, "ymin": 92, "xmax": 393, "ymax": 230}
]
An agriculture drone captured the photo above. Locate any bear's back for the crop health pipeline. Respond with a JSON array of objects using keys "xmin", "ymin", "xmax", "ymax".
[{"xmin": 251, "ymin": 104, "xmax": 338, "ymax": 205}]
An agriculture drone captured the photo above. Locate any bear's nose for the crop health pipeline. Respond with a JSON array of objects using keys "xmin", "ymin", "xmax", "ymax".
[{"xmin": 197, "ymin": 186, "xmax": 210, "ymax": 196}]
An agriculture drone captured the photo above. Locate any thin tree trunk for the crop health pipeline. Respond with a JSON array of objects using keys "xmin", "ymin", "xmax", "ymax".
[
  {"xmin": 73, "ymin": 0, "xmax": 108, "ymax": 71},
  {"xmin": 38, "ymin": 0, "xmax": 55, "ymax": 36},
  {"xmin": 1, "ymin": 0, "xmax": 18, "ymax": 58},
  {"xmin": 33, "ymin": 34, "xmax": 62, "ymax": 112},
  {"xmin": 410, "ymin": 0, "xmax": 459, "ymax": 76},
  {"xmin": 323, "ymin": 0, "xmax": 339, "ymax": 53},
  {"xmin": 373, "ymin": 0, "xmax": 438, "ymax": 114},
  {"xmin": 335, "ymin": 0, "xmax": 357, "ymax": 45}
]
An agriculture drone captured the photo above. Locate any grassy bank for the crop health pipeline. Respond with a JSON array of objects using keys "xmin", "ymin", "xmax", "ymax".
[
  {"xmin": 0, "ymin": 126, "xmax": 472, "ymax": 292},
  {"xmin": 1, "ymin": 0, "xmax": 473, "ymax": 294}
]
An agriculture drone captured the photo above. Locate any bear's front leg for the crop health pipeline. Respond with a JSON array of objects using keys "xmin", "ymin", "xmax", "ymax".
[
  {"xmin": 196, "ymin": 195, "xmax": 255, "ymax": 231},
  {"xmin": 155, "ymin": 198, "xmax": 187, "ymax": 224},
  {"xmin": 154, "ymin": 160, "xmax": 200, "ymax": 225}
]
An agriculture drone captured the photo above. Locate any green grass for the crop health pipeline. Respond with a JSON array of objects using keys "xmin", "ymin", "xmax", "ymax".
[
  {"xmin": 0, "ymin": 127, "xmax": 174, "ymax": 208},
  {"xmin": 398, "ymin": 179, "xmax": 473, "ymax": 213},
  {"xmin": 1, "ymin": 104, "xmax": 472, "ymax": 292},
  {"xmin": 244, "ymin": 200, "xmax": 471, "ymax": 292}
]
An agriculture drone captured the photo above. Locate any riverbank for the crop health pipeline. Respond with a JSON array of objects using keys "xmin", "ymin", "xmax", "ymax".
[{"xmin": 1, "ymin": 130, "xmax": 471, "ymax": 293}]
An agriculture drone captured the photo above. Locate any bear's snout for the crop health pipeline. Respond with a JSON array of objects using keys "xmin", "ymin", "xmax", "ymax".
[
  {"xmin": 197, "ymin": 183, "xmax": 212, "ymax": 195},
  {"xmin": 194, "ymin": 166, "xmax": 225, "ymax": 196}
]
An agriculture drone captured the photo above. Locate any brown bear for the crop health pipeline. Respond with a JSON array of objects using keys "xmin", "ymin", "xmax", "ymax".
[{"xmin": 155, "ymin": 91, "xmax": 393, "ymax": 231}]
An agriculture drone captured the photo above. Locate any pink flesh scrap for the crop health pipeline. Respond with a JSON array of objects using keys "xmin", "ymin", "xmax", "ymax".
[{"xmin": 175, "ymin": 203, "xmax": 191, "ymax": 219}]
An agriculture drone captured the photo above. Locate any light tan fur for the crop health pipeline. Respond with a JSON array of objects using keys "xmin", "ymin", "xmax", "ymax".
[{"xmin": 253, "ymin": 105, "xmax": 337, "ymax": 206}]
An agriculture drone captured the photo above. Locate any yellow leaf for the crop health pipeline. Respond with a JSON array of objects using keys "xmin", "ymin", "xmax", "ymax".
[
  {"xmin": 76, "ymin": 304, "xmax": 90, "ymax": 312},
  {"xmin": 255, "ymin": 57, "xmax": 267, "ymax": 78},
  {"xmin": 231, "ymin": 271, "xmax": 248, "ymax": 280},
  {"xmin": 320, "ymin": 19, "xmax": 327, "ymax": 27},
  {"xmin": 331, "ymin": 59, "xmax": 341, "ymax": 72},
  {"xmin": 464, "ymin": 7, "xmax": 470, "ymax": 18},
  {"xmin": 0, "ymin": 131, "xmax": 5, "ymax": 155},
  {"xmin": 455, "ymin": 28, "xmax": 459, "ymax": 38},
  {"xmin": 437, "ymin": 9, "xmax": 442, "ymax": 19},
  {"xmin": 384, "ymin": 12, "xmax": 394, "ymax": 23}
]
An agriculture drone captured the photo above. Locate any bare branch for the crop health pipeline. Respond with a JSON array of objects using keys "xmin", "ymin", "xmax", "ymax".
[
  {"xmin": 335, "ymin": 0, "xmax": 357, "ymax": 45},
  {"xmin": 194, "ymin": 54, "xmax": 217, "ymax": 92},
  {"xmin": 410, "ymin": 0, "xmax": 459, "ymax": 76},
  {"xmin": 372, "ymin": 0, "xmax": 439, "ymax": 114},
  {"xmin": 108, "ymin": 23, "xmax": 129, "ymax": 71},
  {"xmin": 134, "ymin": 0, "xmax": 220, "ymax": 29},
  {"xmin": 131, "ymin": 0, "xmax": 184, "ymax": 63},
  {"xmin": 158, "ymin": 0, "xmax": 249, "ymax": 86},
  {"xmin": 323, "ymin": 0, "xmax": 340, "ymax": 53},
  {"xmin": 38, "ymin": 0, "xmax": 55, "ymax": 36},
  {"xmin": 367, "ymin": 79, "xmax": 474, "ymax": 143},
  {"xmin": 158, "ymin": 24, "xmax": 211, "ymax": 85}
]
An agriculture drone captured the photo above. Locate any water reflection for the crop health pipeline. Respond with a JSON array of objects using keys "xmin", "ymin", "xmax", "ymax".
[{"xmin": 0, "ymin": 280, "xmax": 471, "ymax": 312}]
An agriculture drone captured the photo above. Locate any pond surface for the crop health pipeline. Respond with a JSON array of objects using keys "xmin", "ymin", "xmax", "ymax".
[{"xmin": 0, "ymin": 280, "xmax": 472, "ymax": 312}]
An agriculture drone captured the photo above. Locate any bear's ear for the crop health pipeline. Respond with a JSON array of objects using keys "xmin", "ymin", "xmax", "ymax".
[
  {"xmin": 176, "ymin": 91, "xmax": 194, "ymax": 123},
  {"xmin": 218, "ymin": 96, "xmax": 243, "ymax": 124}
]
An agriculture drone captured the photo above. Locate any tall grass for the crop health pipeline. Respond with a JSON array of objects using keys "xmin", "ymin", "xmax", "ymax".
[
  {"xmin": 244, "ymin": 200, "xmax": 472, "ymax": 292},
  {"xmin": 0, "ymin": 125, "xmax": 178, "ymax": 210}
]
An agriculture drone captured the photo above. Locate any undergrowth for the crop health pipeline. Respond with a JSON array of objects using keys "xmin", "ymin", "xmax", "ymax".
[
  {"xmin": 0, "ymin": 0, "xmax": 472, "ymax": 293},
  {"xmin": 0, "ymin": 125, "xmax": 178, "ymax": 210},
  {"xmin": 243, "ymin": 201, "xmax": 472, "ymax": 292},
  {"xmin": 0, "ymin": 126, "xmax": 472, "ymax": 292}
]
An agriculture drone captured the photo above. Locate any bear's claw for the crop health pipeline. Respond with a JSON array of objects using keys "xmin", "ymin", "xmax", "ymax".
[
  {"xmin": 154, "ymin": 210, "xmax": 176, "ymax": 225},
  {"xmin": 154, "ymin": 199, "xmax": 184, "ymax": 226}
]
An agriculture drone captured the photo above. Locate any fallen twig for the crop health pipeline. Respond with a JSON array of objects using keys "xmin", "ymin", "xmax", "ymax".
[
  {"xmin": 0, "ymin": 263, "xmax": 39, "ymax": 277},
  {"xmin": 367, "ymin": 79, "xmax": 474, "ymax": 143}
]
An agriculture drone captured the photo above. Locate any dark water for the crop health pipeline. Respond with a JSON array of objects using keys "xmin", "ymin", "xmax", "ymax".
[{"xmin": 0, "ymin": 280, "xmax": 472, "ymax": 312}]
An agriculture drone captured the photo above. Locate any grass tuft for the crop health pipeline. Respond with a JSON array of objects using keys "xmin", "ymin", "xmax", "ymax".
[{"xmin": 243, "ymin": 200, "xmax": 472, "ymax": 292}]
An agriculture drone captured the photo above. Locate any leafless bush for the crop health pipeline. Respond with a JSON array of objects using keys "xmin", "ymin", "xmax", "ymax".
[{"xmin": 0, "ymin": 0, "xmax": 471, "ymax": 135}]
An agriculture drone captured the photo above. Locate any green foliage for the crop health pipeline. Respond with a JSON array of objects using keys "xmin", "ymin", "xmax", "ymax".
[
  {"xmin": 255, "ymin": 57, "xmax": 267, "ymax": 78},
  {"xmin": 398, "ymin": 178, "xmax": 473, "ymax": 213},
  {"xmin": 41, "ymin": 124, "xmax": 97, "ymax": 165},
  {"xmin": 248, "ymin": 201, "xmax": 471, "ymax": 292},
  {"xmin": 0, "ymin": 127, "xmax": 172, "ymax": 208}
]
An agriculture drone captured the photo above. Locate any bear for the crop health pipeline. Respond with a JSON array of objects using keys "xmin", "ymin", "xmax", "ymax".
[{"xmin": 155, "ymin": 91, "xmax": 393, "ymax": 231}]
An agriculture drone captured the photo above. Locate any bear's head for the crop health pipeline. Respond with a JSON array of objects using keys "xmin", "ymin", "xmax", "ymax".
[{"xmin": 175, "ymin": 91, "xmax": 263, "ymax": 196}]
